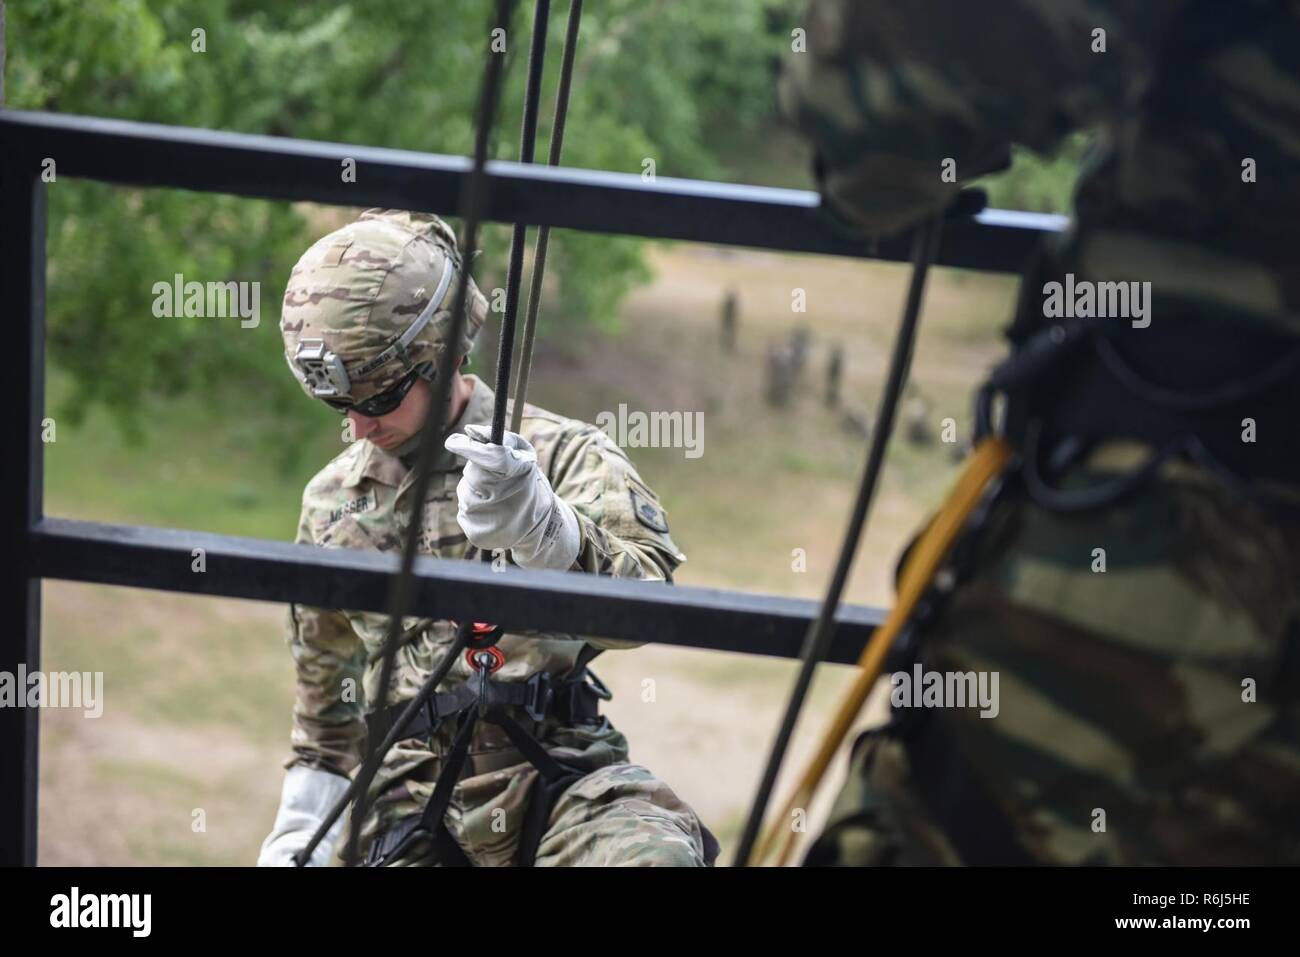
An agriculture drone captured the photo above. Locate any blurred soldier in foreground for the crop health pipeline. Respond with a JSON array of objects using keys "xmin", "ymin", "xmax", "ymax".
[
  {"xmin": 258, "ymin": 209, "xmax": 715, "ymax": 866},
  {"xmin": 781, "ymin": 0, "xmax": 1300, "ymax": 864}
]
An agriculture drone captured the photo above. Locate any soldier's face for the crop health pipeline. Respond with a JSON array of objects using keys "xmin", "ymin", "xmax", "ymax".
[
  {"xmin": 348, "ymin": 378, "xmax": 431, "ymax": 449},
  {"xmin": 348, "ymin": 366, "xmax": 471, "ymax": 450}
]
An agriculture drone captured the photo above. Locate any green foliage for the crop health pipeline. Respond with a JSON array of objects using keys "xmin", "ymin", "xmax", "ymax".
[
  {"xmin": 977, "ymin": 132, "xmax": 1092, "ymax": 216},
  {"xmin": 10, "ymin": 0, "xmax": 1081, "ymax": 464},
  {"xmin": 8, "ymin": 0, "xmax": 797, "ymax": 460}
]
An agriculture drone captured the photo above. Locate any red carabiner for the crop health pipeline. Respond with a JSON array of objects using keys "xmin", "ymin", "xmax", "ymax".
[{"xmin": 466, "ymin": 646, "xmax": 505, "ymax": 673}]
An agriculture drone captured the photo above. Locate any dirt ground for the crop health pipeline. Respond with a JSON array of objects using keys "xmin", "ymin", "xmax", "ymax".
[{"xmin": 38, "ymin": 241, "xmax": 1017, "ymax": 865}]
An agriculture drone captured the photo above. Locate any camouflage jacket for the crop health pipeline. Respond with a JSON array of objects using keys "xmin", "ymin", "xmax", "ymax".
[
  {"xmin": 780, "ymin": 0, "xmax": 1300, "ymax": 338},
  {"xmin": 283, "ymin": 374, "xmax": 686, "ymax": 777},
  {"xmin": 783, "ymin": 0, "xmax": 1300, "ymax": 865}
]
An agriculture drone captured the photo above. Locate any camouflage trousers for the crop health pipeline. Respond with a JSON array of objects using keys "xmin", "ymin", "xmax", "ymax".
[
  {"xmin": 349, "ymin": 717, "xmax": 715, "ymax": 867},
  {"xmin": 808, "ymin": 449, "xmax": 1300, "ymax": 866}
]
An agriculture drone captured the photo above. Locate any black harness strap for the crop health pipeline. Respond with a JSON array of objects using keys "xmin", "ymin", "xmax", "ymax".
[
  {"xmin": 365, "ymin": 705, "xmax": 480, "ymax": 868},
  {"xmin": 420, "ymin": 710, "xmax": 482, "ymax": 831},
  {"xmin": 366, "ymin": 652, "xmax": 608, "ymax": 743},
  {"xmin": 491, "ymin": 708, "xmax": 591, "ymax": 866},
  {"xmin": 364, "ymin": 802, "xmax": 473, "ymax": 868},
  {"xmin": 517, "ymin": 759, "xmax": 589, "ymax": 867},
  {"xmin": 364, "ymin": 646, "xmax": 607, "ymax": 867}
]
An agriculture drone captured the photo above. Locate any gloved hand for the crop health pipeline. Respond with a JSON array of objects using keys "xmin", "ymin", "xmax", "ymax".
[
  {"xmin": 444, "ymin": 424, "xmax": 580, "ymax": 571},
  {"xmin": 257, "ymin": 765, "xmax": 351, "ymax": 867}
]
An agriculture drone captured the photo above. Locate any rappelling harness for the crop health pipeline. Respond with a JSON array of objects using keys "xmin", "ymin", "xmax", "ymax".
[{"xmin": 362, "ymin": 625, "xmax": 612, "ymax": 867}]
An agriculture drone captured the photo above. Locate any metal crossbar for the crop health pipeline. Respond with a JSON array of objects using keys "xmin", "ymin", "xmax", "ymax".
[
  {"xmin": 0, "ymin": 107, "xmax": 1064, "ymax": 866},
  {"xmin": 0, "ymin": 111, "xmax": 1064, "ymax": 267}
]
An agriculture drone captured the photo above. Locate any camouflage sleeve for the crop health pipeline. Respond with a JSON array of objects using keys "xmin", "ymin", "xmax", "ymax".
[
  {"xmin": 546, "ymin": 424, "xmax": 687, "ymax": 651},
  {"xmin": 283, "ymin": 506, "xmax": 368, "ymax": 776},
  {"xmin": 778, "ymin": 0, "xmax": 1185, "ymax": 237},
  {"xmin": 550, "ymin": 425, "xmax": 686, "ymax": 581}
]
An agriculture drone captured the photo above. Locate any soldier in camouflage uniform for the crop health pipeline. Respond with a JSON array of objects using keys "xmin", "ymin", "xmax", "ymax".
[
  {"xmin": 781, "ymin": 1, "xmax": 1300, "ymax": 864},
  {"xmin": 257, "ymin": 209, "xmax": 716, "ymax": 866}
]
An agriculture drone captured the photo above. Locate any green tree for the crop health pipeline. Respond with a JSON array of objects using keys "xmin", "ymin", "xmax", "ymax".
[{"xmin": 7, "ymin": 0, "xmax": 797, "ymax": 465}]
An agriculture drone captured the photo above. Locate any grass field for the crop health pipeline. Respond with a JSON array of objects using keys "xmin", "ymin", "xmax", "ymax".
[{"xmin": 38, "ymin": 240, "xmax": 1018, "ymax": 865}]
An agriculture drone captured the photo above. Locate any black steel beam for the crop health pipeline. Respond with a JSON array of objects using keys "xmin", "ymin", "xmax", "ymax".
[
  {"xmin": 29, "ymin": 518, "xmax": 885, "ymax": 666},
  {"xmin": 0, "ymin": 109, "xmax": 1065, "ymax": 273},
  {"xmin": 1, "ymin": 162, "xmax": 45, "ymax": 868}
]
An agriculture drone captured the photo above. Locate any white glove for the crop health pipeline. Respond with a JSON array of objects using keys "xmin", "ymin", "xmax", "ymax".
[
  {"xmin": 444, "ymin": 424, "xmax": 581, "ymax": 571},
  {"xmin": 257, "ymin": 765, "xmax": 351, "ymax": 867}
]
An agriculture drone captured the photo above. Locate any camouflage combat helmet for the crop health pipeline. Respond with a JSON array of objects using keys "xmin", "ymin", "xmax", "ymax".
[{"xmin": 280, "ymin": 209, "xmax": 489, "ymax": 408}]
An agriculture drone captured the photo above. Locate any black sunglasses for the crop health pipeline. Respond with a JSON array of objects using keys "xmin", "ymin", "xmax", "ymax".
[{"xmin": 325, "ymin": 367, "xmax": 423, "ymax": 418}]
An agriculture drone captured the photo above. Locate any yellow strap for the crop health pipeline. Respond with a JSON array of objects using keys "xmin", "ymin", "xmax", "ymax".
[{"xmin": 753, "ymin": 436, "xmax": 1011, "ymax": 866}]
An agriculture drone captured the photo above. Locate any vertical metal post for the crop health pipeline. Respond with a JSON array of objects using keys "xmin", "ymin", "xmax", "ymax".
[{"xmin": 1, "ymin": 160, "xmax": 46, "ymax": 867}]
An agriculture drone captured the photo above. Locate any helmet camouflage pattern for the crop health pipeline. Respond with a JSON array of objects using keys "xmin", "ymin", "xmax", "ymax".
[{"xmin": 280, "ymin": 209, "xmax": 489, "ymax": 405}]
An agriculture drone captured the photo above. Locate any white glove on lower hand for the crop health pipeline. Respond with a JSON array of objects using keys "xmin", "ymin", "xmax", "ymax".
[
  {"xmin": 257, "ymin": 765, "xmax": 351, "ymax": 867},
  {"xmin": 444, "ymin": 424, "xmax": 581, "ymax": 571}
]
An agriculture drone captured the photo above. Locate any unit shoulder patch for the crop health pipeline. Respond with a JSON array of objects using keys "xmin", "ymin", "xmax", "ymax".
[{"xmin": 628, "ymin": 479, "xmax": 670, "ymax": 534}]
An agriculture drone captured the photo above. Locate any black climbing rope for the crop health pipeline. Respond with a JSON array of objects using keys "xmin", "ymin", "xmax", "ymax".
[
  {"xmin": 733, "ymin": 214, "xmax": 945, "ymax": 867},
  {"xmin": 510, "ymin": 0, "xmax": 584, "ymax": 430},
  {"xmin": 491, "ymin": 0, "xmax": 552, "ymax": 446}
]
